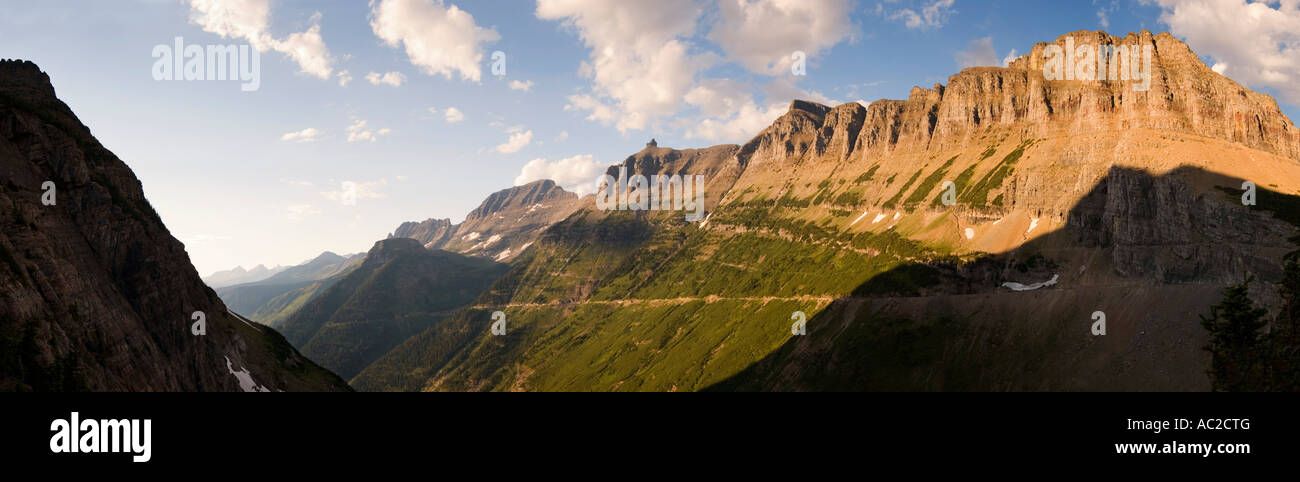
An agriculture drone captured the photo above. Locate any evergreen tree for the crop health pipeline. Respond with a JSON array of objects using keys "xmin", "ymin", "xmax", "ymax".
[{"xmin": 1200, "ymin": 277, "xmax": 1268, "ymax": 391}]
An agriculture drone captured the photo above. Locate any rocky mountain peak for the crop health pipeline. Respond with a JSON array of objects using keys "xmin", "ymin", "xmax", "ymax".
[{"xmin": 464, "ymin": 179, "xmax": 577, "ymax": 222}]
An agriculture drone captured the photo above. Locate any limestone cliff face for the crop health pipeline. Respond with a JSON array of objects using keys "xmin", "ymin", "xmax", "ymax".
[
  {"xmin": 720, "ymin": 30, "xmax": 1300, "ymax": 287},
  {"xmin": 0, "ymin": 60, "xmax": 349, "ymax": 391},
  {"xmin": 741, "ymin": 30, "xmax": 1300, "ymax": 168}
]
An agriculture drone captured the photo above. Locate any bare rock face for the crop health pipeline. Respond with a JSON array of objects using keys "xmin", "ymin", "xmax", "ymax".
[
  {"xmin": 718, "ymin": 30, "xmax": 1300, "ymax": 285},
  {"xmin": 392, "ymin": 218, "xmax": 455, "ymax": 249},
  {"xmin": 604, "ymin": 142, "xmax": 744, "ymax": 215},
  {"xmin": 391, "ymin": 180, "xmax": 585, "ymax": 262},
  {"xmin": 0, "ymin": 60, "xmax": 350, "ymax": 391}
]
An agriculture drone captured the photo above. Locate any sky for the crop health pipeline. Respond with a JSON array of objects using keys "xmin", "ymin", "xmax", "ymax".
[{"xmin": 2, "ymin": 0, "xmax": 1299, "ymax": 276}]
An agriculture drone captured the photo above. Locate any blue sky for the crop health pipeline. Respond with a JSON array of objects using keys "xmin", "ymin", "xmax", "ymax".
[{"xmin": 2, "ymin": 0, "xmax": 1298, "ymax": 276}]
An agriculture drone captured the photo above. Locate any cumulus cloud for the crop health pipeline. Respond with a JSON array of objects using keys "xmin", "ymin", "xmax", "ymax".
[
  {"xmin": 495, "ymin": 129, "xmax": 533, "ymax": 153},
  {"xmin": 369, "ymin": 0, "xmax": 501, "ymax": 82},
  {"xmin": 955, "ymin": 36, "xmax": 999, "ymax": 68},
  {"xmin": 708, "ymin": 0, "xmax": 855, "ymax": 75},
  {"xmin": 443, "ymin": 106, "xmax": 465, "ymax": 123},
  {"xmin": 538, "ymin": 0, "xmax": 855, "ymax": 142},
  {"xmin": 555, "ymin": 130, "xmax": 569, "ymax": 141},
  {"xmin": 186, "ymin": 0, "xmax": 335, "ymax": 79},
  {"xmin": 337, "ymin": 70, "xmax": 353, "ymax": 86},
  {"xmin": 1148, "ymin": 0, "xmax": 1300, "ymax": 105},
  {"xmin": 514, "ymin": 154, "xmax": 610, "ymax": 196},
  {"xmin": 537, "ymin": 0, "xmax": 712, "ymax": 133},
  {"xmin": 366, "ymin": 71, "xmax": 406, "ymax": 86},
  {"xmin": 509, "ymin": 79, "xmax": 535, "ymax": 91},
  {"xmin": 676, "ymin": 77, "xmax": 834, "ymax": 143},
  {"xmin": 345, "ymin": 120, "xmax": 391, "ymax": 142},
  {"xmin": 280, "ymin": 127, "xmax": 322, "ymax": 143},
  {"xmin": 886, "ymin": 0, "xmax": 956, "ymax": 30}
]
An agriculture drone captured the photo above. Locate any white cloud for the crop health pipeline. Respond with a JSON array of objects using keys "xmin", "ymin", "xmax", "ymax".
[
  {"xmin": 495, "ymin": 130, "xmax": 534, "ymax": 153},
  {"xmin": 280, "ymin": 127, "xmax": 322, "ymax": 143},
  {"xmin": 345, "ymin": 119, "xmax": 391, "ymax": 142},
  {"xmin": 687, "ymin": 100, "xmax": 787, "ymax": 143},
  {"xmin": 955, "ymin": 36, "xmax": 999, "ymax": 68},
  {"xmin": 708, "ymin": 0, "xmax": 855, "ymax": 75},
  {"xmin": 555, "ymin": 130, "xmax": 569, "ymax": 141},
  {"xmin": 1002, "ymin": 49, "xmax": 1020, "ymax": 67},
  {"xmin": 337, "ymin": 70, "xmax": 353, "ymax": 86},
  {"xmin": 1148, "ymin": 0, "xmax": 1300, "ymax": 105},
  {"xmin": 366, "ymin": 71, "xmax": 406, "ymax": 87},
  {"xmin": 444, "ymin": 106, "xmax": 465, "ymax": 123},
  {"xmin": 538, "ymin": 0, "xmax": 712, "ymax": 133},
  {"xmin": 273, "ymin": 23, "xmax": 334, "ymax": 79},
  {"xmin": 678, "ymin": 77, "xmax": 833, "ymax": 143},
  {"xmin": 887, "ymin": 0, "xmax": 956, "ymax": 30},
  {"xmin": 186, "ymin": 0, "xmax": 335, "ymax": 79},
  {"xmin": 369, "ymin": 0, "xmax": 501, "ymax": 82},
  {"xmin": 1096, "ymin": 0, "xmax": 1119, "ymax": 28},
  {"xmin": 514, "ymin": 154, "xmax": 610, "ymax": 195},
  {"xmin": 509, "ymin": 79, "xmax": 535, "ymax": 91}
]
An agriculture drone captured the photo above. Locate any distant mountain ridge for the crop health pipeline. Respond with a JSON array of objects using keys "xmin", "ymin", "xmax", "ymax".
[
  {"xmin": 204, "ymin": 264, "xmax": 286, "ymax": 288},
  {"xmin": 214, "ymin": 251, "xmax": 363, "ymax": 324}
]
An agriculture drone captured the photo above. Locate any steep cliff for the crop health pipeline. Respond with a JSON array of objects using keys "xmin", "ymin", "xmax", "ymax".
[{"xmin": 0, "ymin": 60, "xmax": 349, "ymax": 391}]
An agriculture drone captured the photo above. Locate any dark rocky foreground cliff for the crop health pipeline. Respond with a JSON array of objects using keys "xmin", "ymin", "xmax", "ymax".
[{"xmin": 0, "ymin": 60, "xmax": 350, "ymax": 391}]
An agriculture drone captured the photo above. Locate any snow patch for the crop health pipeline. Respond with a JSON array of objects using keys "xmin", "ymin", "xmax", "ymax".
[
  {"xmin": 1026, "ymin": 218, "xmax": 1040, "ymax": 235},
  {"xmin": 482, "ymin": 234, "xmax": 503, "ymax": 248},
  {"xmin": 224, "ymin": 356, "xmax": 270, "ymax": 392},
  {"xmin": 462, "ymin": 232, "xmax": 481, "ymax": 242},
  {"xmin": 518, "ymin": 241, "xmax": 533, "ymax": 252},
  {"xmin": 1001, "ymin": 274, "xmax": 1059, "ymax": 292},
  {"xmin": 871, "ymin": 213, "xmax": 887, "ymax": 224},
  {"xmin": 494, "ymin": 249, "xmax": 512, "ymax": 261},
  {"xmin": 964, "ymin": 228, "xmax": 975, "ymax": 239},
  {"xmin": 850, "ymin": 211, "xmax": 870, "ymax": 226},
  {"xmin": 892, "ymin": 212, "xmax": 901, "ymax": 221}
]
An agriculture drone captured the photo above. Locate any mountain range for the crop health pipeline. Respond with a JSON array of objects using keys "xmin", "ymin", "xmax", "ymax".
[
  {"xmin": 203, "ymin": 264, "xmax": 286, "ymax": 288},
  {"xmin": 352, "ymin": 30, "xmax": 1300, "ymax": 391}
]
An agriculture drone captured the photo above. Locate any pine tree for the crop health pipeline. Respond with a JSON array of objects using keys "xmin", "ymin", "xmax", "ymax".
[{"xmin": 1200, "ymin": 276, "xmax": 1268, "ymax": 391}]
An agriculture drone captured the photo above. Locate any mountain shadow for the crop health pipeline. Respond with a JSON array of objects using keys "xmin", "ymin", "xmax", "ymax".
[{"xmin": 707, "ymin": 165, "xmax": 1300, "ymax": 391}]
